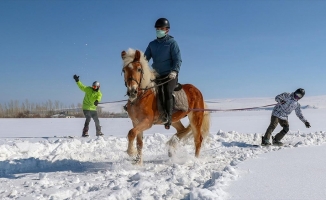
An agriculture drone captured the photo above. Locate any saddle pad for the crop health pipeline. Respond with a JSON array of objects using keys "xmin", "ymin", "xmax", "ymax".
[
  {"xmin": 155, "ymin": 87, "xmax": 189, "ymax": 124},
  {"xmin": 173, "ymin": 89, "xmax": 189, "ymax": 112}
]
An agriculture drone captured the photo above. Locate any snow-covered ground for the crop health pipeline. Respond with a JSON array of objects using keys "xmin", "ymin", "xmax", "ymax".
[
  {"xmin": 0, "ymin": 96, "xmax": 326, "ymax": 199},
  {"xmin": 226, "ymin": 144, "xmax": 326, "ymax": 200}
]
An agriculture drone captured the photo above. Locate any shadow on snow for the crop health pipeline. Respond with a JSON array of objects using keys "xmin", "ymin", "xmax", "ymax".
[
  {"xmin": 221, "ymin": 141, "xmax": 257, "ymax": 148},
  {"xmin": 0, "ymin": 157, "xmax": 113, "ymax": 179}
]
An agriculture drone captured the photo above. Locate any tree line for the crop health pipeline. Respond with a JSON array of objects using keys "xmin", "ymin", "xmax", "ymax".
[{"xmin": 0, "ymin": 100, "xmax": 127, "ymax": 118}]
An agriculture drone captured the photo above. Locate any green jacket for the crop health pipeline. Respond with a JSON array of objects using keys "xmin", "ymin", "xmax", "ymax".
[{"xmin": 77, "ymin": 81, "xmax": 102, "ymax": 111}]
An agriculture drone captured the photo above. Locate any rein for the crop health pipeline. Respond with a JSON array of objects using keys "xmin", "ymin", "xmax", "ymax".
[
  {"xmin": 123, "ymin": 61, "xmax": 173, "ymax": 91},
  {"xmin": 142, "ymin": 75, "xmax": 172, "ymax": 90}
]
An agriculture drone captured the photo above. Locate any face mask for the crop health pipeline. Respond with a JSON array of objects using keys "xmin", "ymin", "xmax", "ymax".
[{"xmin": 156, "ymin": 30, "xmax": 166, "ymax": 38}]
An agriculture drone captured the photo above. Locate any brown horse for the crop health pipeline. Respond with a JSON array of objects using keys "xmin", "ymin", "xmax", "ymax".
[{"xmin": 121, "ymin": 48, "xmax": 210, "ymax": 164}]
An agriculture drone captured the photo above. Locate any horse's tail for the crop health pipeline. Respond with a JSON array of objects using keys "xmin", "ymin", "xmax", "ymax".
[
  {"xmin": 201, "ymin": 103, "xmax": 211, "ymax": 139},
  {"xmin": 183, "ymin": 103, "xmax": 210, "ymax": 141}
]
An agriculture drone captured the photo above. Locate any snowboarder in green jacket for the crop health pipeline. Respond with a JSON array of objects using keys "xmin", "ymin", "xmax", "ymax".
[{"xmin": 74, "ymin": 74, "xmax": 103, "ymax": 137}]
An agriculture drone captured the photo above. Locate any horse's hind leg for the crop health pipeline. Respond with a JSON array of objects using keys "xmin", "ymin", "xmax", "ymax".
[
  {"xmin": 172, "ymin": 121, "xmax": 192, "ymax": 139},
  {"xmin": 167, "ymin": 120, "xmax": 192, "ymax": 157}
]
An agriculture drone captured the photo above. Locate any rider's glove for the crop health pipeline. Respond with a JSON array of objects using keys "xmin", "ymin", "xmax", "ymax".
[
  {"xmin": 168, "ymin": 71, "xmax": 177, "ymax": 79},
  {"xmin": 73, "ymin": 74, "xmax": 79, "ymax": 82},
  {"xmin": 305, "ymin": 121, "xmax": 311, "ymax": 128}
]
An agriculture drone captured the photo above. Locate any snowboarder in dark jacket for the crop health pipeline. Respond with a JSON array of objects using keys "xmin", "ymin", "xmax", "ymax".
[
  {"xmin": 144, "ymin": 18, "xmax": 182, "ymax": 130},
  {"xmin": 262, "ymin": 88, "xmax": 311, "ymax": 146}
]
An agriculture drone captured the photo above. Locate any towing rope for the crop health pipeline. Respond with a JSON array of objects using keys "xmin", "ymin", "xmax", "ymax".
[
  {"xmin": 190, "ymin": 103, "xmax": 277, "ymax": 112},
  {"xmin": 98, "ymin": 100, "xmax": 128, "ymax": 104},
  {"xmin": 99, "ymin": 100, "xmax": 277, "ymax": 112}
]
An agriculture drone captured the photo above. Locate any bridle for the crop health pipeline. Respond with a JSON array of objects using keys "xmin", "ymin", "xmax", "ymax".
[
  {"xmin": 122, "ymin": 61, "xmax": 148, "ymax": 100},
  {"xmin": 122, "ymin": 60, "xmax": 155, "ymax": 104},
  {"xmin": 123, "ymin": 61, "xmax": 144, "ymax": 88}
]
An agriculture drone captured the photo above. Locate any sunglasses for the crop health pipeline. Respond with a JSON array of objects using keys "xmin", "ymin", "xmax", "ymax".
[
  {"xmin": 92, "ymin": 85, "xmax": 99, "ymax": 89},
  {"xmin": 294, "ymin": 93, "xmax": 302, "ymax": 100}
]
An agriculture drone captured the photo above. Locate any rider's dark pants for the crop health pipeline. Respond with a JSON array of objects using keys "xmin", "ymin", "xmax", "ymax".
[{"xmin": 158, "ymin": 76, "xmax": 178, "ymax": 119}]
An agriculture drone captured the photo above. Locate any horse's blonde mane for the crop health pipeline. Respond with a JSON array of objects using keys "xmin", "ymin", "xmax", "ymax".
[{"xmin": 123, "ymin": 48, "xmax": 156, "ymax": 90}]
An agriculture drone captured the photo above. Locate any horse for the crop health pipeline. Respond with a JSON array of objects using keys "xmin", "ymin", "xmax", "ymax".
[{"xmin": 121, "ymin": 48, "xmax": 210, "ymax": 164}]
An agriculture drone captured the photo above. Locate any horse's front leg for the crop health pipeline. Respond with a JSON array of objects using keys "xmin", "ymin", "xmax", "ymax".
[
  {"xmin": 127, "ymin": 120, "xmax": 151, "ymax": 164},
  {"xmin": 134, "ymin": 131, "xmax": 144, "ymax": 164},
  {"xmin": 127, "ymin": 127, "xmax": 137, "ymax": 157}
]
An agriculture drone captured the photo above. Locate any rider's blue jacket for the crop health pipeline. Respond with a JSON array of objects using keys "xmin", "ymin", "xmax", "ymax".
[{"xmin": 144, "ymin": 35, "xmax": 182, "ymax": 76}]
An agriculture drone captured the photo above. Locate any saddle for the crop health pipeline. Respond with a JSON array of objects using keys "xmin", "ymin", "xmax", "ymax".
[{"xmin": 171, "ymin": 83, "xmax": 188, "ymax": 111}]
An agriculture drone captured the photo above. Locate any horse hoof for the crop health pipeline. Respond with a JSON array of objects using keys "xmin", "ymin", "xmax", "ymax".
[
  {"xmin": 168, "ymin": 149, "xmax": 176, "ymax": 157},
  {"xmin": 127, "ymin": 149, "xmax": 137, "ymax": 157},
  {"xmin": 132, "ymin": 155, "xmax": 142, "ymax": 165}
]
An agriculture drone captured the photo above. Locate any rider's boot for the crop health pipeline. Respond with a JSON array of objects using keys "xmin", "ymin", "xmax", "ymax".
[
  {"xmin": 158, "ymin": 86, "xmax": 168, "ymax": 123},
  {"xmin": 164, "ymin": 99, "xmax": 174, "ymax": 130}
]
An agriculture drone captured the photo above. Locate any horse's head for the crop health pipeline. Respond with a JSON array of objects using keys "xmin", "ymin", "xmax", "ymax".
[
  {"xmin": 121, "ymin": 50, "xmax": 143, "ymax": 101},
  {"xmin": 121, "ymin": 49, "xmax": 155, "ymax": 102}
]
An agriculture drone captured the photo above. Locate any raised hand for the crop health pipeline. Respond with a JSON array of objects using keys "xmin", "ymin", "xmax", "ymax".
[{"xmin": 73, "ymin": 74, "xmax": 79, "ymax": 82}]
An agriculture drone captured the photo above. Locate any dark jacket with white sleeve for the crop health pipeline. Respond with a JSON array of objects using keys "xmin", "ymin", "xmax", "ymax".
[{"xmin": 272, "ymin": 92, "xmax": 307, "ymax": 123}]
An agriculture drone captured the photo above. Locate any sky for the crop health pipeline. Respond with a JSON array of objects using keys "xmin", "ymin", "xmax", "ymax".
[{"xmin": 1, "ymin": 0, "xmax": 325, "ymax": 105}]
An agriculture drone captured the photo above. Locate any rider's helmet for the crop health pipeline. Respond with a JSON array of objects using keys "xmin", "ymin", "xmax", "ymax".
[
  {"xmin": 92, "ymin": 81, "xmax": 100, "ymax": 90},
  {"xmin": 294, "ymin": 88, "xmax": 305, "ymax": 100},
  {"xmin": 155, "ymin": 18, "xmax": 170, "ymax": 28}
]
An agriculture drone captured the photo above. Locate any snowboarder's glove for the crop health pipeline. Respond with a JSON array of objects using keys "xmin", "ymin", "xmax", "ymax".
[
  {"xmin": 94, "ymin": 100, "xmax": 99, "ymax": 106},
  {"xmin": 73, "ymin": 74, "xmax": 79, "ymax": 82},
  {"xmin": 280, "ymin": 100, "xmax": 286, "ymax": 104},
  {"xmin": 305, "ymin": 121, "xmax": 311, "ymax": 128},
  {"xmin": 168, "ymin": 71, "xmax": 177, "ymax": 79}
]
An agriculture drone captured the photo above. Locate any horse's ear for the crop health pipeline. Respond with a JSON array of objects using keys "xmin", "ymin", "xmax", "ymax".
[
  {"xmin": 134, "ymin": 50, "xmax": 141, "ymax": 62},
  {"xmin": 121, "ymin": 51, "xmax": 126, "ymax": 60}
]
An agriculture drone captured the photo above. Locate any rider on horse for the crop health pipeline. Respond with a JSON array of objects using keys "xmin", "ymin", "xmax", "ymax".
[{"xmin": 144, "ymin": 18, "xmax": 182, "ymax": 129}]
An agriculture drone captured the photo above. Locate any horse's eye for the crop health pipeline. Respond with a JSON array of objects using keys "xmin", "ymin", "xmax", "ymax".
[{"xmin": 137, "ymin": 68, "xmax": 142, "ymax": 72}]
